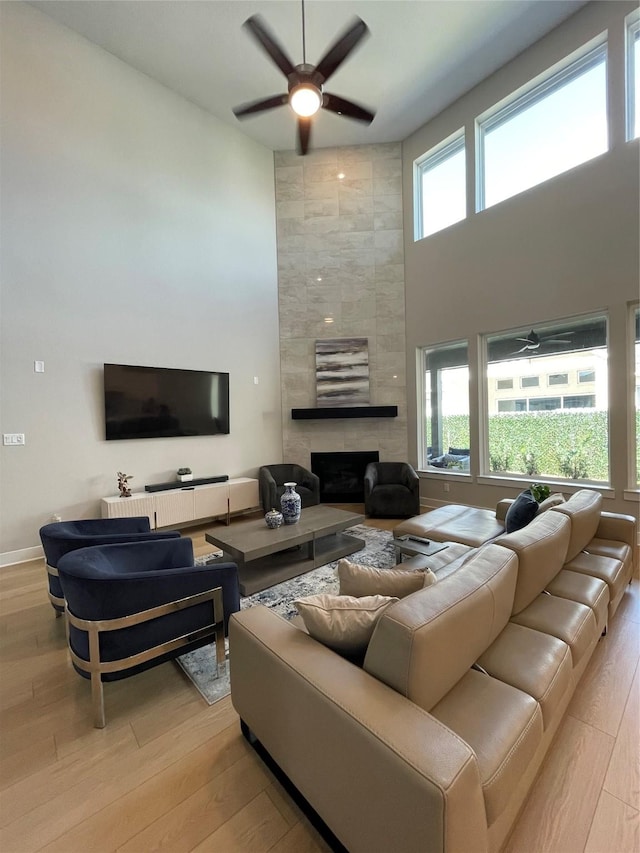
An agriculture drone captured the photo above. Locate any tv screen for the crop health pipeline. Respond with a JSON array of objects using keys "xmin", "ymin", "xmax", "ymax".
[{"xmin": 104, "ymin": 363, "xmax": 229, "ymax": 440}]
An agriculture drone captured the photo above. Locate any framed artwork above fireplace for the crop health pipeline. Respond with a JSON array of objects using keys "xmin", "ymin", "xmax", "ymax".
[{"xmin": 315, "ymin": 338, "xmax": 369, "ymax": 407}]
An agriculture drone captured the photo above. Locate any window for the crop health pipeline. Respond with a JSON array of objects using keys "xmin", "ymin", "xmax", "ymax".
[
  {"xmin": 484, "ymin": 315, "xmax": 608, "ymax": 481},
  {"xmin": 578, "ymin": 369, "xmax": 596, "ymax": 383},
  {"xmin": 563, "ymin": 394, "xmax": 596, "ymax": 409},
  {"xmin": 419, "ymin": 341, "xmax": 470, "ymax": 470},
  {"xmin": 530, "ymin": 397, "xmax": 562, "ymax": 411},
  {"xmin": 548, "ymin": 373, "xmax": 569, "ymax": 386},
  {"xmin": 477, "ymin": 39, "xmax": 608, "ymax": 210},
  {"xmin": 521, "ymin": 376, "xmax": 540, "ymax": 388},
  {"xmin": 496, "ymin": 378, "xmax": 513, "ymax": 390},
  {"xmin": 414, "ymin": 130, "xmax": 466, "ymax": 240},
  {"xmin": 498, "ymin": 399, "xmax": 527, "ymax": 413},
  {"xmin": 626, "ymin": 9, "xmax": 640, "ymax": 140}
]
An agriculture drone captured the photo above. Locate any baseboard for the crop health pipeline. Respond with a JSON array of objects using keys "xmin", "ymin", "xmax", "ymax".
[{"xmin": 0, "ymin": 545, "xmax": 43, "ymax": 567}]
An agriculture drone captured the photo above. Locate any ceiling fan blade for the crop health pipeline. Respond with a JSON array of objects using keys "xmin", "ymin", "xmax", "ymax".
[
  {"xmin": 243, "ymin": 15, "xmax": 296, "ymax": 78},
  {"xmin": 297, "ymin": 118, "xmax": 311, "ymax": 156},
  {"xmin": 315, "ymin": 18, "xmax": 369, "ymax": 83},
  {"xmin": 233, "ymin": 94, "xmax": 288, "ymax": 119},
  {"xmin": 323, "ymin": 93, "xmax": 375, "ymax": 124}
]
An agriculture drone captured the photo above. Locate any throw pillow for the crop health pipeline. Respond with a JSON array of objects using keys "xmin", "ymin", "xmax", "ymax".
[
  {"xmin": 536, "ymin": 493, "xmax": 565, "ymax": 515},
  {"xmin": 337, "ymin": 559, "xmax": 436, "ymax": 598},
  {"xmin": 294, "ymin": 594, "xmax": 398, "ymax": 654},
  {"xmin": 505, "ymin": 489, "xmax": 539, "ymax": 533}
]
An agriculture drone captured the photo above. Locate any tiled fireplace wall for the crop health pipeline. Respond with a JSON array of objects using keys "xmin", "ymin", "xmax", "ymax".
[{"xmin": 274, "ymin": 143, "xmax": 408, "ymax": 469}]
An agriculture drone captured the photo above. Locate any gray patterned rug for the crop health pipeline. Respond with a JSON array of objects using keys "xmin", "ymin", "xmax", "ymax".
[{"xmin": 176, "ymin": 525, "xmax": 395, "ymax": 704}]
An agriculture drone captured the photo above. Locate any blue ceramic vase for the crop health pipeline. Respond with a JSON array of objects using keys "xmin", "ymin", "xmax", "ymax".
[
  {"xmin": 280, "ymin": 482, "xmax": 301, "ymax": 524},
  {"xmin": 265, "ymin": 509, "xmax": 284, "ymax": 529}
]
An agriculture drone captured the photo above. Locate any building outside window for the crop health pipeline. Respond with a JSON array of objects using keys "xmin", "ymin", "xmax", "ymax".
[
  {"xmin": 414, "ymin": 130, "xmax": 466, "ymax": 240},
  {"xmin": 626, "ymin": 8, "xmax": 640, "ymax": 140},
  {"xmin": 484, "ymin": 314, "xmax": 608, "ymax": 481},
  {"xmin": 419, "ymin": 341, "xmax": 470, "ymax": 471},
  {"xmin": 477, "ymin": 38, "xmax": 608, "ymax": 210}
]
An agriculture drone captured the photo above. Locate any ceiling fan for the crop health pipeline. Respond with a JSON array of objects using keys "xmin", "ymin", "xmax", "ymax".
[
  {"xmin": 232, "ymin": 0, "xmax": 376, "ymax": 155},
  {"xmin": 513, "ymin": 329, "xmax": 574, "ymax": 354}
]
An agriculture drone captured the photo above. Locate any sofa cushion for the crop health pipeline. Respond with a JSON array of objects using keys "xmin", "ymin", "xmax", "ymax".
[
  {"xmin": 363, "ymin": 544, "xmax": 518, "ymax": 711},
  {"xmin": 510, "ymin": 594, "xmax": 597, "ymax": 669},
  {"xmin": 563, "ymin": 551, "xmax": 628, "ymax": 620},
  {"xmin": 551, "ymin": 489, "xmax": 603, "ymax": 561},
  {"xmin": 337, "ymin": 559, "xmax": 435, "ymax": 598},
  {"xmin": 294, "ymin": 594, "xmax": 398, "ymax": 655},
  {"xmin": 477, "ymin": 622, "xmax": 573, "ymax": 729},
  {"xmin": 394, "ymin": 505, "xmax": 504, "ymax": 548},
  {"xmin": 494, "ymin": 511, "xmax": 571, "ymax": 615},
  {"xmin": 431, "ymin": 669, "xmax": 543, "ymax": 826},
  {"xmin": 505, "ymin": 489, "xmax": 538, "ymax": 533},
  {"xmin": 545, "ymin": 569, "xmax": 609, "ymax": 635}
]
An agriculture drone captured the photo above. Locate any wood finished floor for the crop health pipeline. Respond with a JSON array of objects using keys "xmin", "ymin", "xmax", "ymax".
[{"xmin": 0, "ymin": 507, "xmax": 638, "ymax": 853}]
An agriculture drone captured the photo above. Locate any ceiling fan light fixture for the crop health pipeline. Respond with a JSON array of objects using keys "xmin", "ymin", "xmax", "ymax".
[{"xmin": 289, "ymin": 83, "xmax": 322, "ymax": 117}]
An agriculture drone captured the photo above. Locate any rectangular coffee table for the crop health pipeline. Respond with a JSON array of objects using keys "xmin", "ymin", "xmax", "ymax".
[{"xmin": 205, "ymin": 505, "xmax": 365, "ymax": 595}]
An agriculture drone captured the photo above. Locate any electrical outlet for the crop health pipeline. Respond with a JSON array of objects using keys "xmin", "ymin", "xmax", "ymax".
[
  {"xmin": 443, "ymin": 482, "xmax": 450, "ymax": 492},
  {"xmin": 3, "ymin": 433, "xmax": 25, "ymax": 446}
]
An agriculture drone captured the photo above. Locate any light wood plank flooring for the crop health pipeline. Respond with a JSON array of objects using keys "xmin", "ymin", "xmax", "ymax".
[{"xmin": 0, "ymin": 509, "xmax": 638, "ymax": 852}]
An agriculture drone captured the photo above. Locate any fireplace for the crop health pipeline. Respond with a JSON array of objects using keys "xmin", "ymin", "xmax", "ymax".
[{"xmin": 311, "ymin": 451, "xmax": 379, "ymax": 503}]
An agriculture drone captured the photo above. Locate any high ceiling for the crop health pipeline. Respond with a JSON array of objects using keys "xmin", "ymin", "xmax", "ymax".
[{"xmin": 30, "ymin": 0, "xmax": 589, "ymax": 152}]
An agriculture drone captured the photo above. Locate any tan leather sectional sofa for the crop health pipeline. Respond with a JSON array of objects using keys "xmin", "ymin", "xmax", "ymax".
[{"xmin": 229, "ymin": 490, "xmax": 636, "ymax": 853}]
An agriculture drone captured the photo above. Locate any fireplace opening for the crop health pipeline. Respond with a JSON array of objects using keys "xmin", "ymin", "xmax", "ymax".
[{"xmin": 311, "ymin": 451, "xmax": 380, "ymax": 503}]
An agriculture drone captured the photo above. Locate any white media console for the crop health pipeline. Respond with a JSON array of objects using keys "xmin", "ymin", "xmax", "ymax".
[{"xmin": 101, "ymin": 477, "xmax": 259, "ymax": 528}]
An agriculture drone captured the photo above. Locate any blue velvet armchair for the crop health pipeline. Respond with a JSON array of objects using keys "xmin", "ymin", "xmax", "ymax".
[
  {"xmin": 39, "ymin": 517, "xmax": 180, "ymax": 616},
  {"xmin": 57, "ymin": 537, "xmax": 240, "ymax": 727}
]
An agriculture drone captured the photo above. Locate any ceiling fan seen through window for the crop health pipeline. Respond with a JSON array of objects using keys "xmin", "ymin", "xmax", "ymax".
[{"xmin": 232, "ymin": 0, "xmax": 376, "ymax": 155}]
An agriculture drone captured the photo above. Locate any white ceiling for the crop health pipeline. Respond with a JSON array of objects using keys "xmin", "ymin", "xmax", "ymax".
[{"xmin": 30, "ymin": 0, "xmax": 589, "ymax": 152}]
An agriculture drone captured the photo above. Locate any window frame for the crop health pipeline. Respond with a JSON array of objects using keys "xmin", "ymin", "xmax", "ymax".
[
  {"xmin": 627, "ymin": 303, "xmax": 640, "ymax": 492},
  {"xmin": 476, "ymin": 36, "xmax": 608, "ymax": 212},
  {"xmin": 413, "ymin": 128, "xmax": 466, "ymax": 241},
  {"xmin": 626, "ymin": 8, "xmax": 640, "ymax": 141}
]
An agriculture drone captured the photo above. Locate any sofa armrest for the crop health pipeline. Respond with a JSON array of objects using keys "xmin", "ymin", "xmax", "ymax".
[
  {"xmin": 595, "ymin": 511, "xmax": 637, "ymax": 566},
  {"xmin": 230, "ymin": 607, "xmax": 488, "ymax": 853},
  {"xmin": 496, "ymin": 499, "xmax": 514, "ymax": 522}
]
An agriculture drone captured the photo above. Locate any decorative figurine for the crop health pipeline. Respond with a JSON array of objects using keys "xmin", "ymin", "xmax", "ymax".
[{"xmin": 117, "ymin": 471, "xmax": 133, "ymax": 498}]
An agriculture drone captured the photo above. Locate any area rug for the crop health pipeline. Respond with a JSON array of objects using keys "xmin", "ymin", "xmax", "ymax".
[{"xmin": 176, "ymin": 525, "xmax": 395, "ymax": 704}]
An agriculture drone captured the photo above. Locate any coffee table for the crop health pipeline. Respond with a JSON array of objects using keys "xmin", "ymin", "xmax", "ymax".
[{"xmin": 205, "ymin": 505, "xmax": 365, "ymax": 595}]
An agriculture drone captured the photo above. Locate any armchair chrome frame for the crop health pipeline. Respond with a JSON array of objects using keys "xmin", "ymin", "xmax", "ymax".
[
  {"xmin": 46, "ymin": 562, "xmax": 65, "ymax": 616},
  {"xmin": 65, "ymin": 586, "xmax": 225, "ymax": 728}
]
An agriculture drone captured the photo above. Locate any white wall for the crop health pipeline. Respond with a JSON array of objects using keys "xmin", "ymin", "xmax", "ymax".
[
  {"xmin": 402, "ymin": 1, "xmax": 639, "ymax": 514},
  {"xmin": 0, "ymin": 3, "xmax": 282, "ymax": 556}
]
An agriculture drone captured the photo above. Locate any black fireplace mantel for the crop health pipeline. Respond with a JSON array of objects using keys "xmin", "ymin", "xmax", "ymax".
[{"xmin": 291, "ymin": 406, "xmax": 398, "ymax": 420}]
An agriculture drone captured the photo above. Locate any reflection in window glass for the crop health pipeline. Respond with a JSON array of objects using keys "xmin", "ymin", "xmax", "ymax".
[
  {"xmin": 415, "ymin": 131, "xmax": 466, "ymax": 240},
  {"xmin": 485, "ymin": 315, "xmax": 608, "ymax": 481},
  {"xmin": 420, "ymin": 341, "xmax": 470, "ymax": 470},
  {"xmin": 479, "ymin": 41, "xmax": 607, "ymax": 210}
]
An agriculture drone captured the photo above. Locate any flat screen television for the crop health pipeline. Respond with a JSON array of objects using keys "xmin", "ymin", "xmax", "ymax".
[{"xmin": 104, "ymin": 363, "xmax": 229, "ymax": 440}]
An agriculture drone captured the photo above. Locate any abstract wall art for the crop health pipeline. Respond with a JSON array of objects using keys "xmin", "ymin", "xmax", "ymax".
[{"xmin": 315, "ymin": 338, "xmax": 370, "ymax": 407}]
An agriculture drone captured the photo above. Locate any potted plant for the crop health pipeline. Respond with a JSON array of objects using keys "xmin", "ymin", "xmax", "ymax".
[
  {"xmin": 177, "ymin": 467, "xmax": 193, "ymax": 483},
  {"xmin": 530, "ymin": 482, "xmax": 551, "ymax": 502}
]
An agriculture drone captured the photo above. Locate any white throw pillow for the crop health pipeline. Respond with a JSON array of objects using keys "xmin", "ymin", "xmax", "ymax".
[
  {"xmin": 294, "ymin": 593, "xmax": 398, "ymax": 654},
  {"xmin": 536, "ymin": 493, "xmax": 565, "ymax": 515},
  {"xmin": 337, "ymin": 559, "xmax": 436, "ymax": 598}
]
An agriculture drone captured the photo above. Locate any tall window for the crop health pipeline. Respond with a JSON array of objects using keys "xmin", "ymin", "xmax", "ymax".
[
  {"xmin": 477, "ymin": 39, "xmax": 608, "ymax": 210},
  {"xmin": 414, "ymin": 130, "xmax": 466, "ymax": 240},
  {"xmin": 419, "ymin": 341, "xmax": 470, "ymax": 471},
  {"xmin": 484, "ymin": 315, "xmax": 608, "ymax": 481},
  {"xmin": 627, "ymin": 9, "xmax": 640, "ymax": 140}
]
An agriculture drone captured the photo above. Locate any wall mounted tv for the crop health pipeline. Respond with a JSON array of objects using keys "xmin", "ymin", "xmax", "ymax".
[{"xmin": 104, "ymin": 364, "xmax": 230, "ymax": 440}]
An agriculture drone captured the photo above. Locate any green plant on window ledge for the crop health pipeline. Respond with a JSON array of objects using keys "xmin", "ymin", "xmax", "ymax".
[{"xmin": 530, "ymin": 483, "xmax": 551, "ymax": 502}]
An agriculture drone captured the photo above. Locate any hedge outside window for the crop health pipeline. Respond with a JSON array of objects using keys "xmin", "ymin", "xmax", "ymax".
[{"xmin": 484, "ymin": 314, "xmax": 609, "ymax": 482}]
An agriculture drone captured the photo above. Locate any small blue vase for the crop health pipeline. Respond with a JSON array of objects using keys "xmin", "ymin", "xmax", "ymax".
[{"xmin": 280, "ymin": 482, "xmax": 301, "ymax": 524}]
